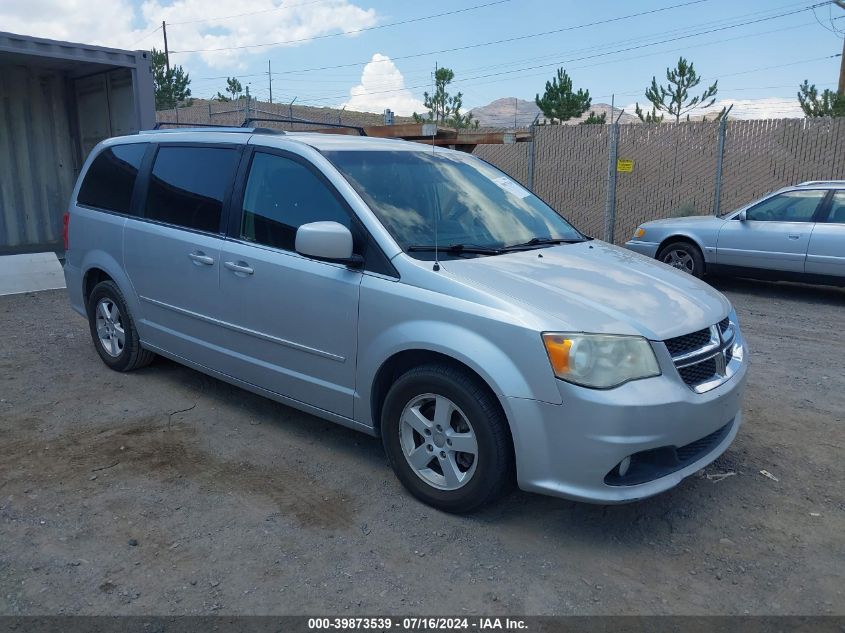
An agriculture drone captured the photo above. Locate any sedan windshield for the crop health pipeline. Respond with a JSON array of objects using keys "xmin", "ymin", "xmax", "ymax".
[{"xmin": 324, "ymin": 150, "xmax": 583, "ymax": 258}]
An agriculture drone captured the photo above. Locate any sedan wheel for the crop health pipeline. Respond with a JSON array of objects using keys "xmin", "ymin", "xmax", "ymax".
[
  {"xmin": 662, "ymin": 249, "xmax": 695, "ymax": 274},
  {"xmin": 656, "ymin": 241, "xmax": 705, "ymax": 278}
]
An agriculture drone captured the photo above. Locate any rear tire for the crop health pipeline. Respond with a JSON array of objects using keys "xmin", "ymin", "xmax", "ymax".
[
  {"xmin": 657, "ymin": 241, "xmax": 705, "ymax": 278},
  {"xmin": 381, "ymin": 363, "xmax": 513, "ymax": 513},
  {"xmin": 87, "ymin": 280, "xmax": 155, "ymax": 372}
]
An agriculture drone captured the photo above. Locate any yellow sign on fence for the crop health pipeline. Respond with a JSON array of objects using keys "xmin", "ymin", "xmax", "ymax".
[{"xmin": 617, "ymin": 158, "xmax": 634, "ymax": 173}]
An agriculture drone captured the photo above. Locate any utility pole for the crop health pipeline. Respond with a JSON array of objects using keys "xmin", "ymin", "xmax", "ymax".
[
  {"xmin": 268, "ymin": 60, "xmax": 273, "ymax": 104},
  {"xmin": 837, "ymin": 1, "xmax": 845, "ymax": 95},
  {"xmin": 162, "ymin": 21, "xmax": 170, "ymax": 74}
]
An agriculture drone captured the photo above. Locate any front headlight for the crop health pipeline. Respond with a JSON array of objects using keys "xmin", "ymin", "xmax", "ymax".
[
  {"xmin": 634, "ymin": 227, "xmax": 646, "ymax": 239},
  {"xmin": 542, "ymin": 333, "xmax": 661, "ymax": 389}
]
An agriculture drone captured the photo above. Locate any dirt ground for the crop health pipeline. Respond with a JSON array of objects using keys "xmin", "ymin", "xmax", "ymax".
[{"xmin": 1, "ymin": 279, "xmax": 843, "ymax": 616}]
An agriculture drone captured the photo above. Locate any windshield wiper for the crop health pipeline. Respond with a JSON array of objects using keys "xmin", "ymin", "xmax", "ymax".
[
  {"xmin": 501, "ymin": 237, "xmax": 585, "ymax": 251},
  {"xmin": 407, "ymin": 243, "xmax": 503, "ymax": 255}
]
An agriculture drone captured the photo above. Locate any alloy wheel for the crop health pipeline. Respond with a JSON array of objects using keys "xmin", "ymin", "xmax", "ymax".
[
  {"xmin": 398, "ymin": 393, "xmax": 478, "ymax": 491},
  {"xmin": 95, "ymin": 298, "xmax": 125, "ymax": 357}
]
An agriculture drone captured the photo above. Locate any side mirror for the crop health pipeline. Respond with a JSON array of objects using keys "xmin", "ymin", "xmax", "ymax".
[
  {"xmin": 295, "ymin": 221, "xmax": 363, "ymax": 267},
  {"xmin": 737, "ymin": 210, "xmax": 747, "ymax": 221}
]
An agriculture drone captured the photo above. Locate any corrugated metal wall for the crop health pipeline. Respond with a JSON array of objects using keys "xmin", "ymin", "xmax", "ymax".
[{"xmin": 0, "ymin": 66, "xmax": 79, "ymax": 253}]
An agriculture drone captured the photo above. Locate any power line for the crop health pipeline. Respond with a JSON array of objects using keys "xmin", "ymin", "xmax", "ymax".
[
  {"xmin": 299, "ymin": 4, "xmax": 836, "ymax": 105},
  {"xmin": 170, "ymin": 0, "xmax": 512, "ymax": 54},
  {"xmin": 128, "ymin": 24, "xmax": 162, "ymax": 48},
  {"xmin": 191, "ymin": 0, "xmax": 714, "ymax": 75},
  {"xmin": 167, "ymin": 0, "xmax": 331, "ymax": 26}
]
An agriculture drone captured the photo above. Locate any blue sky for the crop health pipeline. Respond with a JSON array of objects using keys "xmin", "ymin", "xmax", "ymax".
[{"xmin": 4, "ymin": 0, "xmax": 843, "ymax": 117}]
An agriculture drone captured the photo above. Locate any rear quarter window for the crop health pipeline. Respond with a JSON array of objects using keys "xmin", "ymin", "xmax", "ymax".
[{"xmin": 77, "ymin": 144, "xmax": 147, "ymax": 214}]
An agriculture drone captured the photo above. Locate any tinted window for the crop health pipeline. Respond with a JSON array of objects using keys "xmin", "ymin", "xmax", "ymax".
[
  {"xmin": 78, "ymin": 144, "xmax": 147, "ymax": 214},
  {"xmin": 746, "ymin": 190, "xmax": 826, "ymax": 222},
  {"xmin": 827, "ymin": 192, "xmax": 845, "ymax": 224},
  {"xmin": 241, "ymin": 152, "xmax": 351, "ymax": 250},
  {"xmin": 145, "ymin": 146, "xmax": 240, "ymax": 233}
]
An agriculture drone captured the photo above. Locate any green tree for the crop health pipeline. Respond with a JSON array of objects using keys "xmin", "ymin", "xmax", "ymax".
[
  {"xmin": 534, "ymin": 68, "xmax": 591, "ymax": 124},
  {"xmin": 581, "ymin": 110, "xmax": 606, "ymax": 125},
  {"xmin": 225, "ymin": 77, "xmax": 243, "ymax": 100},
  {"xmin": 798, "ymin": 80, "xmax": 845, "ymax": 117},
  {"xmin": 151, "ymin": 48, "xmax": 192, "ymax": 110},
  {"xmin": 413, "ymin": 67, "xmax": 478, "ymax": 129},
  {"xmin": 636, "ymin": 57, "xmax": 718, "ymax": 123}
]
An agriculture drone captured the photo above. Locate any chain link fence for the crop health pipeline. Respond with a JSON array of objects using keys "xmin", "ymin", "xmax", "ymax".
[{"xmin": 476, "ymin": 117, "xmax": 845, "ymax": 244}]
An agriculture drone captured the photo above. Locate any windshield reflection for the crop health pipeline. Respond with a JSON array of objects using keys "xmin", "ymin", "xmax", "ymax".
[{"xmin": 325, "ymin": 150, "xmax": 582, "ymax": 258}]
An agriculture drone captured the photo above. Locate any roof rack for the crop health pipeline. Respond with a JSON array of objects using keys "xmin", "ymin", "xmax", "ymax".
[
  {"xmin": 149, "ymin": 122, "xmax": 283, "ymax": 134},
  {"xmin": 241, "ymin": 117, "xmax": 367, "ymax": 136}
]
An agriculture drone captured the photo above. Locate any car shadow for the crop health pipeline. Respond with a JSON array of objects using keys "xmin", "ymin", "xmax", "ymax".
[
  {"xmin": 706, "ymin": 275, "xmax": 845, "ymax": 305},
  {"xmin": 142, "ymin": 356, "xmax": 733, "ymax": 544}
]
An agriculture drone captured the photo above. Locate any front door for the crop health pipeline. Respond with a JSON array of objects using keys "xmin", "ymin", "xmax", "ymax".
[
  {"xmin": 715, "ymin": 190, "xmax": 826, "ymax": 272},
  {"xmin": 218, "ymin": 149, "xmax": 363, "ymax": 418},
  {"xmin": 806, "ymin": 191, "xmax": 845, "ymax": 278}
]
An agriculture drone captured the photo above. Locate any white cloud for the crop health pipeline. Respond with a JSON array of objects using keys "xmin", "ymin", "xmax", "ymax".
[
  {"xmin": 342, "ymin": 53, "xmax": 425, "ymax": 116},
  {"xmin": 0, "ymin": 0, "xmax": 378, "ymax": 70}
]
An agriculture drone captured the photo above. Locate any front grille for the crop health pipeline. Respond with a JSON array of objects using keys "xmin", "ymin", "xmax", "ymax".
[
  {"xmin": 678, "ymin": 357, "xmax": 718, "ymax": 386},
  {"xmin": 664, "ymin": 328, "xmax": 710, "ymax": 357},
  {"xmin": 604, "ymin": 420, "xmax": 735, "ymax": 486},
  {"xmin": 676, "ymin": 422, "xmax": 732, "ymax": 462},
  {"xmin": 664, "ymin": 317, "xmax": 739, "ymax": 393}
]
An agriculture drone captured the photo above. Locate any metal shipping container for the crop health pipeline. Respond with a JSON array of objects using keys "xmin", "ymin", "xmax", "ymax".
[{"xmin": 0, "ymin": 32, "xmax": 155, "ymax": 254}]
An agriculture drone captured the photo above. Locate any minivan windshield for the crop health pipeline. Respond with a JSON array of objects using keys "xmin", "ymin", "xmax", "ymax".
[{"xmin": 324, "ymin": 150, "xmax": 583, "ymax": 258}]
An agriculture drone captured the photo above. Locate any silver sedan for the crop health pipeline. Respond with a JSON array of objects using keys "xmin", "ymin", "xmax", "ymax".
[{"xmin": 625, "ymin": 181, "xmax": 845, "ymax": 286}]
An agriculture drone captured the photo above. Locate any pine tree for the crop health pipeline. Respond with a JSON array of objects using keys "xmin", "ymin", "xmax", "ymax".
[
  {"xmin": 151, "ymin": 48, "xmax": 192, "ymax": 110},
  {"xmin": 581, "ymin": 111, "xmax": 606, "ymax": 125},
  {"xmin": 636, "ymin": 57, "xmax": 718, "ymax": 123},
  {"xmin": 413, "ymin": 67, "xmax": 478, "ymax": 129},
  {"xmin": 798, "ymin": 80, "xmax": 845, "ymax": 117},
  {"xmin": 534, "ymin": 68, "xmax": 591, "ymax": 124}
]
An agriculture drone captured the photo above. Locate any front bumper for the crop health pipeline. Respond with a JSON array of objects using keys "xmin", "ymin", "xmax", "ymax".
[
  {"xmin": 504, "ymin": 339, "xmax": 748, "ymax": 503},
  {"xmin": 624, "ymin": 239, "xmax": 660, "ymax": 259}
]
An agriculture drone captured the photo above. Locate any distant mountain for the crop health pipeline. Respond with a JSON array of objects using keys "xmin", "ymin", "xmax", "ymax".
[
  {"xmin": 470, "ymin": 97, "xmax": 639, "ymax": 127},
  {"xmin": 470, "ymin": 98, "xmax": 540, "ymax": 127}
]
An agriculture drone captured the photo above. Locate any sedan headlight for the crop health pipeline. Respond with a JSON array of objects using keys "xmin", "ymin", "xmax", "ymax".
[
  {"xmin": 542, "ymin": 333, "xmax": 661, "ymax": 389},
  {"xmin": 634, "ymin": 227, "xmax": 646, "ymax": 239}
]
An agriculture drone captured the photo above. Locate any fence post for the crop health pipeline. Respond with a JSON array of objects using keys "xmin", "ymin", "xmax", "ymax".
[
  {"xmin": 527, "ymin": 123, "xmax": 536, "ymax": 191},
  {"xmin": 603, "ymin": 122, "xmax": 619, "ymax": 243},
  {"xmin": 713, "ymin": 116, "xmax": 727, "ymax": 216}
]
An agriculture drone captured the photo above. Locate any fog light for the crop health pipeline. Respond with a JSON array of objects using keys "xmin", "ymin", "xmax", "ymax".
[{"xmin": 618, "ymin": 456, "xmax": 631, "ymax": 477}]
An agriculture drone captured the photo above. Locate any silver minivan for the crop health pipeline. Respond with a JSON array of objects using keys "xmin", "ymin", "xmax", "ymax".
[{"xmin": 64, "ymin": 128, "xmax": 748, "ymax": 512}]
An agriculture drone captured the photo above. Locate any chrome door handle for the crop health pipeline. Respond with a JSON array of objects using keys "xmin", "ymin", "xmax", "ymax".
[
  {"xmin": 224, "ymin": 261, "xmax": 254, "ymax": 275},
  {"xmin": 787, "ymin": 234, "xmax": 801, "ymax": 240},
  {"xmin": 188, "ymin": 251, "xmax": 215, "ymax": 265}
]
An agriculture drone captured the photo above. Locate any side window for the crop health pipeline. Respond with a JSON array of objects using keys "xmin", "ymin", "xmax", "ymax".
[
  {"xmin": 144, "ymin": 146, "xmax": 240, "ymax": 233},
  {"xmin": 826, "ymin": 192, "xmax": 845, "ymax": 224},
  {"xmin": 77, "ymin": 144, "xmax": 147, "ymax": 214},
  {"xmin": 240, "ymin": 152, "xmax": 352, "ymax": 251},
  {"xmin": 745, "ymin": 190, "xmax": 826, "ymax": 222}
]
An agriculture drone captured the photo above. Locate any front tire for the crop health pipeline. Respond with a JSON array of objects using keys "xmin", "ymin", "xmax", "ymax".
[
  {"xmin": 381, "ymin": 363, "xmax": 513, "ymax": 513},
  {"xmin": 657, "ymin": 241, "xmax": 705, "ymax": 278},
  {"xmin": 87, "ymin": 280, "xmax": 155, "ymax": 372}
]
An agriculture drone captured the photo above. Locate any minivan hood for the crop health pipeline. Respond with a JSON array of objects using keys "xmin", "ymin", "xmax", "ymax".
[{"xmin": 441, "ymin": 241, "xmax": 730, "ymax": 341}]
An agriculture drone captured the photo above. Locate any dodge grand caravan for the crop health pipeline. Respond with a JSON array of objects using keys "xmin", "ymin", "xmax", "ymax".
[{"xmin": 64, "ymin": 128, "xmax": 748, "ymax": 512}]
